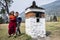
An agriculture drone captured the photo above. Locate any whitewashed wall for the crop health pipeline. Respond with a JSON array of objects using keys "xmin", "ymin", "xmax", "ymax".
[{"xmin": 25, "ymin": 17, "xmax": 46, "ymax": 38}]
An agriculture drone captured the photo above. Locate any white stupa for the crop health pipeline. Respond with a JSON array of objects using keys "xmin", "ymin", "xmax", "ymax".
[{"xmin": 25, "ymin": 1, "xmax": 46, "ymax": 38}]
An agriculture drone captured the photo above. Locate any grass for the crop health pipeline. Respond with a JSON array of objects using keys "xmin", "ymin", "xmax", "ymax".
[
  {"xmin": 0, "ymin": 22, "xmax": 60, "ymax": 40},
  {"xmin": 57, "ymin": 16, "xmax": 60, "ymax": 22},
  {"xmin": 0, "ymin": 23, "xmax": 32, "ymax": 40},
  {"xmin": 46, "ymin": 22, "xmax": 60, "ymax": 40}
]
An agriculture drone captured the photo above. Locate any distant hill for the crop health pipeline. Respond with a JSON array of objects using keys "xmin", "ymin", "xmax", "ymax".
[{"xmin": 42, "ymin": 0, "xmax": 60, "ymax": 16}]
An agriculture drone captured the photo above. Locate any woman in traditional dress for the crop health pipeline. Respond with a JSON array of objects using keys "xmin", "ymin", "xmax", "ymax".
[{"xmin": 8, "ymin": 11, "xmax": 16, "ymax": 37}]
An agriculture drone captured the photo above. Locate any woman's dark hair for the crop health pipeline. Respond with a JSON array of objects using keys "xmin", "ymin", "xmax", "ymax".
[
  {"xmin": 9, "ymin": 11, "xmax": 14, "ymax": 15},
  {"xmin": 16, "ymin": 12, "xmax": 19, "ymax": 14}
]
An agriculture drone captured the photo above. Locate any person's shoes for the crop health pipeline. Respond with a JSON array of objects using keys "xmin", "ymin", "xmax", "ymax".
[
  {"xmin": 12, "ymin": 33, "xmax": 15, "ymax": 36},
  {"xmin": 18, "ymin": 33, "xmax": 22, "ymax": 36},
  {"xmin": 18, "ymin": 35, "xmax": 20, "ymax": 36}
]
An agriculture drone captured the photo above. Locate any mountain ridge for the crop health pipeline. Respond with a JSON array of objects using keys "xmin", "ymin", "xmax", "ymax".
[{"xmin": 42, "ymin": 0, "xmax": 60, "ymax": 16}]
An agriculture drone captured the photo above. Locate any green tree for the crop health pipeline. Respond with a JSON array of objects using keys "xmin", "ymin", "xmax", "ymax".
[
  {"xmin": 0, "ymin": 0, "xmax": 13, "ymax": 14},
  {"xmin": 0, "ymin": 7, "xmax": 5, "ymax": 14},
  {"xmin": 0, "ymin": 17, "xmax": 3, "ymax": 24},
  {"xmin": 53, "ymin": 15, "xmax": 57, "ymax": 22}
]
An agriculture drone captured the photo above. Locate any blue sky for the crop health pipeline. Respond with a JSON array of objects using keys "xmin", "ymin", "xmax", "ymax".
[{"xmin": 9, "ymin": 0, "xmax": 56, "ymax": 13}]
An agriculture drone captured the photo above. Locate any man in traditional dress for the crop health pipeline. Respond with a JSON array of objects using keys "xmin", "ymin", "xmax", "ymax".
[{"xmin": 15, "ymin": 12, "xmax": 22, "ymax": 37}]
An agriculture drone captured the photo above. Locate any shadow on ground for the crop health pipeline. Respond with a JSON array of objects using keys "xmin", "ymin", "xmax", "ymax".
[{"xmin": 46, "ymin": 31, "xmax": 51, "ymax": 36}]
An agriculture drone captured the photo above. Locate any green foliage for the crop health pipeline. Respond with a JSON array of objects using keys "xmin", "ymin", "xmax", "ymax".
[
  {"xmin": 0, "ymin": 17, "xmax": 3, "ymax": 24},
  {"xmin": 53, "ymin": 16, "xmax": 57, "ymax": 21},
  {"xmin": 0, "ymin": 0, "xmax": 13, "ymax": 14},
  {"xmin": 0, "ymin": 0, "xmax": 13, "ymax": 6},
  {"xmin": 0, "ymin": 7, "xmax": 5, "ymax": 14},
  {"xmin": 5, "ymin": 0, "xmax": 13, "ymax": 7}
]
